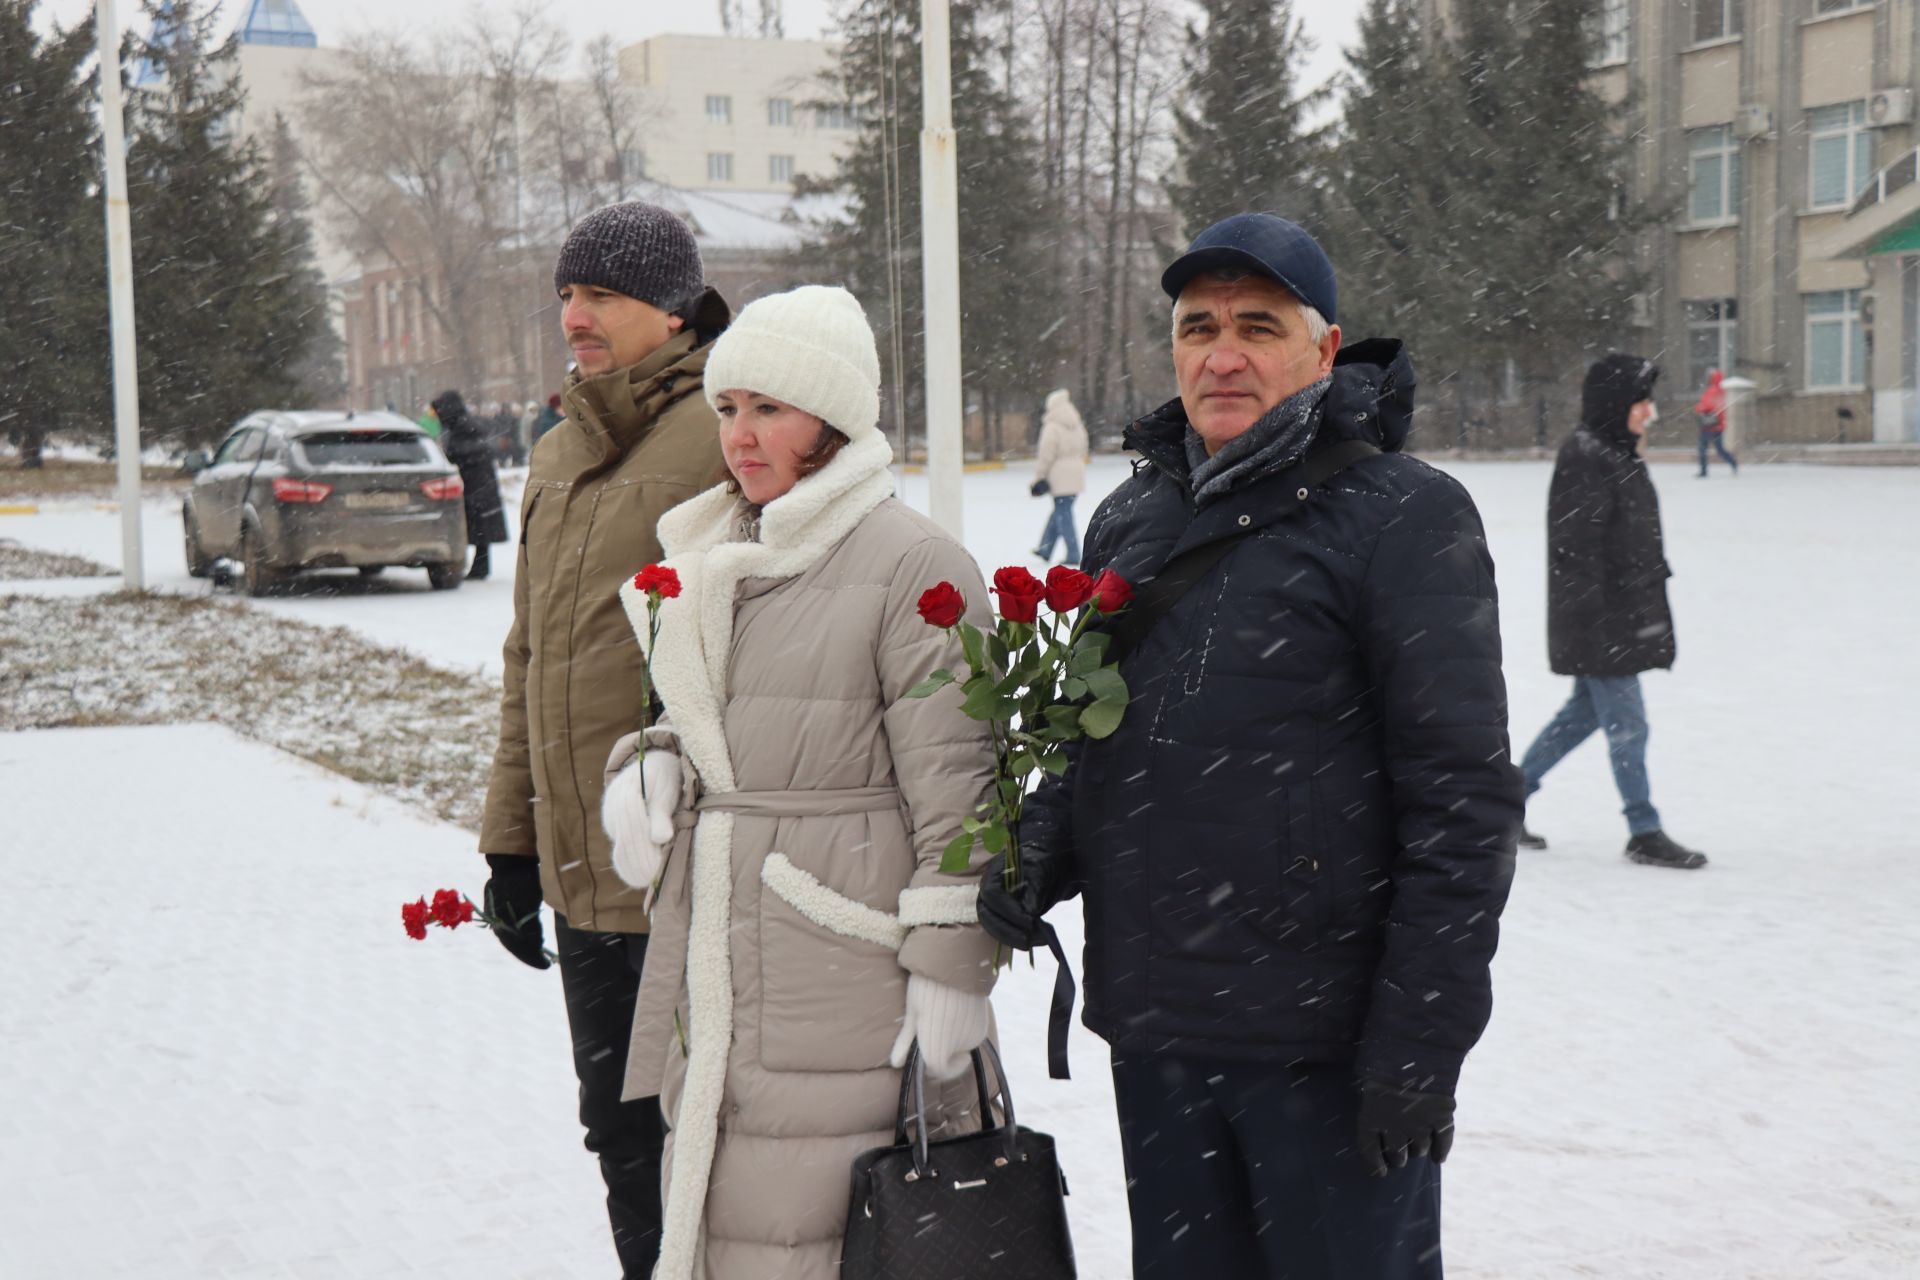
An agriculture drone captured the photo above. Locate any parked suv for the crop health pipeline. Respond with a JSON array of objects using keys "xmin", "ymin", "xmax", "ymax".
[{"xmin": 183, "ymin": 410, "xmax": 469, "ymax": 595}]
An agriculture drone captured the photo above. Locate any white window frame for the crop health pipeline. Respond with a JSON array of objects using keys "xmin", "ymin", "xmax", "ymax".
[
  {"xmin": 705, "ymin": 95, "xmax": 732, "ymax": 125},
  {"xmin": 768, "ymin": 154, "xmax": 794, "ymax": 184},
  {"xmin": 706, "ymin": 152, "xmax": 733, "ymax": 183},
  {"xmin": 815, "ymin": 103, "xmax": 856, "ymax": 130},
  {"xmin": 1688, "ymin": 125, "xmax": 1741, "ymax": 225},
  {"xmin": 1804, "ymin": 289, "xmax": 1866, "ymax": 390},
  {"xmin": 767, "ymin": 97, "xmax": 792, "ymax": 127},
  {"xmin": 1588, "ymin": 0, "xmax": 1630, "ymax": 67},
  {"xmin": 1685, "ymin": 299, "xmax": 1738, "ymax": 391},
  {"xmin": 1812, "ymin": 0, "xmax": 1873, "ymax": 15},
  {"xmin": 1693, "ymin": 0, "xmax": 1743, "ymax": 43},
  {"xmin": 1807, "ymin": 101, "xmax": 1873, "ymax": 211}
]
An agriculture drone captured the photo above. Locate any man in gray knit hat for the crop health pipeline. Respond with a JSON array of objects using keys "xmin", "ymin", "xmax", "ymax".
[{"xmin": 478, "ymin": 200, "xmax": 729, "ymax": 1277}]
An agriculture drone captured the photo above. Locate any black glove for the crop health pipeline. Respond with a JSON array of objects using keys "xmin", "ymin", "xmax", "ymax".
[
  {"xmin": 1030, "ymin": 479, "xmax": 1050, "ymax": 497},
  {"xmin": 484, "ymin": 853, "xmax": 552, "ymax": 971},
  {"xmin": 1354, "ymin": 1077, "xmax": 1455, "ymax": 1177}
]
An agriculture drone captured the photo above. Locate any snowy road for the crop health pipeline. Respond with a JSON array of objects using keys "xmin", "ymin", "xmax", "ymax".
[{"xmin": 5, "ymin": 457, "xmax": 1919, "ymax": 1275}]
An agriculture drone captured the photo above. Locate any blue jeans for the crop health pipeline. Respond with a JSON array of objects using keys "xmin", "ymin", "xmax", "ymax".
[
  {"xmin": 1697, "ymin": 429, "xmax": 1737, "ymax": 474},
  {"xmin": 1519, "ymin": 674, "xmax": 1662, "ymax": 836},
  {"xmin": 1036, "ymin": 493, "xmax": 1080, "ymax": 563}
]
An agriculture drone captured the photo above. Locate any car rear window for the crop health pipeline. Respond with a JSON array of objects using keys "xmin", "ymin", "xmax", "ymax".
[{"xmin": 297, "ymin": 432, "xmax": 432, "ymax": 467}]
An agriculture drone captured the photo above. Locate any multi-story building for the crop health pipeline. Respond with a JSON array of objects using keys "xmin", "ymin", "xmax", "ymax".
[
  {"xmin": 620, "ymin": 34, "xmax": 855, "ymax": 192},
  {"xmin": 1425, "ymin": 0, "xmax": 1910, "ymax": 444}
]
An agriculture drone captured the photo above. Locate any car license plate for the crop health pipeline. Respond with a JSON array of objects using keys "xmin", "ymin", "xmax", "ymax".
[{"xmin": 345, "ymin": 492, "xmax": 409, "ymax": 510}]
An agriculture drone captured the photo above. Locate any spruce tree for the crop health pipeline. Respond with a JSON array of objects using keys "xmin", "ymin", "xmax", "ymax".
[
  {"xmin": 1165, "ymin": 0, "xmax": 1321, "ymax": 238},
  {"xmin": 0, "ymin": 0, "xmax": 106, "ymax": 466},
  {"xmin": 124, "ymin": 0, "xmax": 335, "ymax": 449},
  {"xmin": 266, "ymin": 113, "xmax": 344, "ymax": 404},
  {"xmin": 801, "ymin": 0, "xmax": 1060, "ymax": 455}
]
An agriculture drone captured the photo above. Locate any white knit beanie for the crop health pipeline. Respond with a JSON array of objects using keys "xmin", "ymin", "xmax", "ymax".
[{"xmin": 703, "ymin": 285, "xmax": 882, "ymax": 442}]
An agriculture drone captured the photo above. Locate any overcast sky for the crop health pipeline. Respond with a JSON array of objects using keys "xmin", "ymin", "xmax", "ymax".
[{"xmin": 41, "ymin": 0, "xmax": 1359, "ymax": 96}]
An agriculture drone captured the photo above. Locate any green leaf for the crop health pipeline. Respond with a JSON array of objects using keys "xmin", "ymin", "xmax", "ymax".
[
  {"xmin": 904, "ymin": 668, "xmax": 957, "ymax": 699},
  {"xmin": 988, "ymin": 631, "xmax": 1010, "ymax": 670},
  {"xmin": 960, "ymin": 680, "xmax": 1004, "ymax": 721},
  {"xmin": 1069, "ymin": 631, "xmax": 1112, "ymax": 674},
  {"xmin": 1009, "ymin": 751, "xmax": 1036, "ymax": 777},
  {"xmin": 958, "ymin": 623, "xmax": 988, "ymax": 679},
  {"xmin": 1080, "ymin": 698, "xmax": 1125, "ymax": 739},
  {"xmin": 1061, "ymin": 675, "xmax": 1088, "ymax": 701},
  {"xmin": 1044, "ymin": 704, "xmax": 1083, "ymax": 735},
  {"xmin": 981, "ymin": 822, "xmax": 1010, "ymax": 855},
  {"xmin": 1038, "ymin": 748, "xmax": 1069, "ymax": 776},
  {"xmin": 1082, "ymin": 667, "xmax": 1128, "ymax": 704},
  {"xmin": 961, "ymin": 815, "xmax": 983, "ymax": 833},
  {"xmin": 940, "ymin": 831, "xmax": 977, "ymax": 875}
]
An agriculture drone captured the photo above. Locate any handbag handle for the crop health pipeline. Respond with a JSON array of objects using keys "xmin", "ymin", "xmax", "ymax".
[{"xmin": 893, "ymin": 1039, "xmax": 1019, "ymax": 1178}]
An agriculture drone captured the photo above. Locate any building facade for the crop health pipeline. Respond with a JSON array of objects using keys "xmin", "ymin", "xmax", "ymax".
[
  {"xmin": 619, "ymin": 34, "xmax": 855, "ymax": 192},
  {"xmin": 1426, "ymin": 0, "xmax": 1910, "ymax": 444}
]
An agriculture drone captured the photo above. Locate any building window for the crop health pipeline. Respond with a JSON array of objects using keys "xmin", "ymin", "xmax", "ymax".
[
  {"xmin": 707, "ymin": 152, "xmax": 733, "ymax": 183},
  {"xmin": 1588, "ymin": 0, "xmax": 1629, "ymax": 67},
  {"xmin": 1688, "ymin": 126, "xmax": 1741, "ymax": 224},
  {"xmin": 1693, "ymin": 0, "xmax": 1743, "ymax": 42},
  {"xmin": 1685, "ymin": 299, "xmax": 1738, "ymax": 391},
  {"xmin": 706, "ymin": 95, "xmax": 732, "ymax": 125},
  {"xmin": 1808, "ymin": 101, "xmax": 1873, "ymax": 209},
  {"xmin": 1813, "ymin": 0, "xmax": 1872, "ymax": 14},
  {"xmin": 1805, "ymin": 289, "xmax": 1866, "ymax": 390},
  {"xmin": 815, "ymin": 103, "xmax": 856, "ymax": 129},
  {"xmin": 768, "ymin": 97, "xmax": 792, "ymax": 126},
  {"xmin": 769, "ymin": 154, "xmax": 794, "ymax": 184}
]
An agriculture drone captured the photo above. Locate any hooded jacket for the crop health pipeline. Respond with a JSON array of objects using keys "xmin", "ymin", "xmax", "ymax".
[
  {"xmin": 1546, "ymin": 354, "xmax": 1676, "ymax": 678},
  {"xmin": 478, "ymin": 289, "xmax": 730, "ymax": 933},
  {"xmin": 432, "ymin": 390, "xmax": 508, "ymax": 546},
  {"xmin": 1033, "ymin": 389, "xmax": 1090, "ymax": 496},
  {"xmin": 1693, "ymin": 368, "xmax": 1727, "ymax": 432},
  {"xmin": 1019, "ymin": 339, "xmax": 1522, "ymax": 1094}
]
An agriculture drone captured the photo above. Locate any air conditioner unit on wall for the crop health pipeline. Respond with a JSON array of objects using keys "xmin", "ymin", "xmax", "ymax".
[
  {"xmin": 1870, "ymin": 89, "xmax": 1914, "ymax": 127},
  {"xmin": 1736, "ymin": 104, "xmax": 1773, "ymax": 140}
]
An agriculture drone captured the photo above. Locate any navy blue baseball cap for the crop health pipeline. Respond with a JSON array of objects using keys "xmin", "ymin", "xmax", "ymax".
[{"xmin": 1161, "ymin": 213, "xmax": 1338, "ymax": 325}]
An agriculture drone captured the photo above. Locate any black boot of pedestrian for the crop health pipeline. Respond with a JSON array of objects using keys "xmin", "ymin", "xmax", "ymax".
[
  {"xmin": 1625, "ymin": 830, "xmax": 1708, "ymax": 869},
  {"xmin": 467, "ymin": 544, "xmax": 490, "ymax": 581},
  {"xmin": 1518, "ymin": 827, "xmax": 1548, "ymax": 850}
]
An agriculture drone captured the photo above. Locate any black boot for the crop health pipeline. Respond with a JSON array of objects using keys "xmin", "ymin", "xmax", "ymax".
[
  {"xmin": 467, "ymin": 544, "xmax": 490, "ymax": 581},
  {"xmin": 1518, "ymin": 827, "xmax": 1548, "ymax": 850},
  {"xmin": 1625, "ymin": 831, "xmax": 1708, "ymax": 869}
]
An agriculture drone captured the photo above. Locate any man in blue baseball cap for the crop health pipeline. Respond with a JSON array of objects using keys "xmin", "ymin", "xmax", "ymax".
[{"xmin": 980, "ymin": 212, "xmax": 1522, "ymax": 1278}]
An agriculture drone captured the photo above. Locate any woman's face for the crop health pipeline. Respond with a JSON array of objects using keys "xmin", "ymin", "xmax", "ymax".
[{"xmin": 715, "ymin": 389, "xmax": 827, "ymax": 505}]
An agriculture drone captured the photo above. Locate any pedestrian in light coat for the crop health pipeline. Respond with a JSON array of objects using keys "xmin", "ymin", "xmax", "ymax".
[
  {"xmin": 1030, "ymin": 387, "xmax": 1090, "ymax": 564},
  {"xmin": 981, "ymin": 213, "xmax": 1523, "ymax": 1279},
  {"xmin": 599, "ymin": 285, "xmax": 1000, "ymax": 1280}
]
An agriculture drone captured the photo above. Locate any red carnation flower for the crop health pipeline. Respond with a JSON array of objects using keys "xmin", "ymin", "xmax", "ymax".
[
  {"xmin": 401, "ymin": 897, "xmax": 430, "ymax": 941},
  {"xmin": 633, "ymin": 564, "xmax": 682, "ymax": 599},
  {"xmin": 1090, "ymin": 569, "xmax": 1133, "ymax": 614},
  {"xmin": 1043, "ymin": 566, "xmax": 1095, "ymax": 613},
  {"xmin": 917, "ymin": 582, "xmax": 966, "ymax": 629},
  {"xmin": 429, "ymin": 888, "xmax": 474, "ymax": 930},
  {"xmin": 991, "ymin": 566, "xmax": 1047, "ymax": 624}
]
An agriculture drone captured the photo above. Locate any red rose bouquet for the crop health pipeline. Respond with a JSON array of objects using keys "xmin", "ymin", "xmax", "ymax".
[{"xmin": 908, "ymin": 564, "xmax": 1134, "ymax": 887}]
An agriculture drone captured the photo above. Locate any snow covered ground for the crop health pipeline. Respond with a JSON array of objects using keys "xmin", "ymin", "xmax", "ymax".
[{"xmin": 4, "ymin": 456, "xmax": 1919, "ymax": 1276}]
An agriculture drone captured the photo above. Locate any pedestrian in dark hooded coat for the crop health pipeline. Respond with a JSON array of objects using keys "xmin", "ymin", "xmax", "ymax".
[
  {"xmin": 1512, "ymin": 353, "xmax": 1707, "ymax": 869},
  {"xmin": 979, "ymin": 212, "xmax": 1523, "ymax": 1280},
  {"xmin": 432, "ymin": 389, "xmax": 508, "ymax": 580}
]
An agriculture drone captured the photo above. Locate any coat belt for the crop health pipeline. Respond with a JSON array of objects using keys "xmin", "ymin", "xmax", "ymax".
[{"xmin": 694, "ymin": 786, "xmax": 903, "ymax": 819}]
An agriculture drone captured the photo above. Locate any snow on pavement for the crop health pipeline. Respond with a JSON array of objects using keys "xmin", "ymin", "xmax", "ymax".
[{"xmin": 4, "ymin": 458, "xmax": 1919, "ymax": 1274}]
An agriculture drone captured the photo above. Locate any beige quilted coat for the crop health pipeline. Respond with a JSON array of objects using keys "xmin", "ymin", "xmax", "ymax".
[
  {"xmin": 609, "ymin": 431, "xmax": 1000, "ymax": 1279},
  {"xmin": 1033, "ymin": 389, "xmax": 1090, "ymax": 497}
]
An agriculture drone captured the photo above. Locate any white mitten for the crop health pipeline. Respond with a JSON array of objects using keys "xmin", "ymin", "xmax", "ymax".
[
  {"xmin": 889, "ymin": 973, "xmax": 991, "ymax": 1081},
  {"xmin": 602, "ymin": 749, "xmax": 681, "ymax": 892}
]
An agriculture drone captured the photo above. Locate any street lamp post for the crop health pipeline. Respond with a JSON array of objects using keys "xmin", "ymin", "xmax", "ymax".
[
  {"xmin": 919, "ymin": 0, "xmax": 963, "ymax": 541},
  {"xmin": 97, "ymin": 0, "xmax": 145, "ymax": 589}
]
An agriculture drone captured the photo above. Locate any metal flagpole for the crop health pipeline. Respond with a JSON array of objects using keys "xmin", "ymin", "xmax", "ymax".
[
  {"xmin": 98, "ymin": 0, "xmax": 145, "ymax": 589},
  {"xmin": 919, "ymin": 0, "xmax": 963, "ymax": 541}
]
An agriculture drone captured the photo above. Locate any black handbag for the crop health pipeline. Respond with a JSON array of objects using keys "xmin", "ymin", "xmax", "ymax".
[{"xmin": 842, "ymin": 1040, "xmax": 1076, "ymax": 1279}]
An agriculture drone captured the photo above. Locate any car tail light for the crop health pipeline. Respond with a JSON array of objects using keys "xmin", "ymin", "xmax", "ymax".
[
  {"xmin": 272, "ymin": 477, "xmax": 333, "ymax": 503},
  {"xmin": 420, "ymin": 475, "xmax": 465, "ymax": 501}
]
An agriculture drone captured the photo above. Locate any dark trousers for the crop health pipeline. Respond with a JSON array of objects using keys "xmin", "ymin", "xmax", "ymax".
[
  {"xmin": 1697, "ymin": 429, "xmax": 1737, "ymax": 475},
  {"xmin": 555, "ymin": 916, "xmax": 665, "ymax": 1279},
  {"xmin": 1111, "ymin": 1053, "xmax": 1443, "ymax": 1280}
]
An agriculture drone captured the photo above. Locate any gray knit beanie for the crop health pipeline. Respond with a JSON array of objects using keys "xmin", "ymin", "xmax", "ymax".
[{"xmin": 552, "ymin": 201, "xmax": 704, "ymax": 315}]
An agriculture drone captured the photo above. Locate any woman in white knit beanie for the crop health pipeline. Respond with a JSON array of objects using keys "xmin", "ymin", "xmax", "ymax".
[{"xmin": 598, "ymin": 285, "xmax": 1003, "ymax": 1280}]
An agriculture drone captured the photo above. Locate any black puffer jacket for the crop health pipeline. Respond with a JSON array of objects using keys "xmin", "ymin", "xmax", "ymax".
[
  {"xmin": 433, "ymin": 390, "xmax": 508, "ymax": 546},
  {"xmin": 1022, "ymin": 340, "xmax": 1521, "ymax": 1093},
  {"xmin": 1547, "ymin": 355, "xmax": 1675, "ymax": 677}
]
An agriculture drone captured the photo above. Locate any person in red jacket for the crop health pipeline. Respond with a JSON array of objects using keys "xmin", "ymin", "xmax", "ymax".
[{"xmin": 1694, "ymin": 369, "xmax": 1738, "ymax": 477}]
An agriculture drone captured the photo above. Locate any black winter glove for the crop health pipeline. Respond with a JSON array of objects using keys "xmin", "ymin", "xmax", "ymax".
[
  {"xmin": 484, "ymin": 853, "xmax": 552, "ymax": 971},
  {"xmin": 1354, "ymin": 1077, "xmax": 1455, "ymax": 1177},
  {"xmin": 978, "ymin": 840, "xmax": 1077, "ymax": 951}
]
